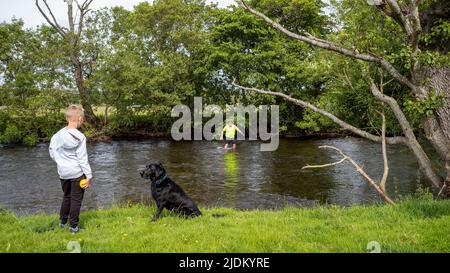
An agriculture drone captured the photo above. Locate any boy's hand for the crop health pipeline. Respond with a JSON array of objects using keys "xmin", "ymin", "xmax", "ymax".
[{"xmin": 85, "ymin": 178, "xmax": 93, "ymax": 188}]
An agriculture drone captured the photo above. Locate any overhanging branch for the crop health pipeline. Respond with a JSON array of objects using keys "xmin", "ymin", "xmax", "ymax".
[
  {"xmin": 231, "ymin": 81, "xmax": 407, "ymax": 145},
  {"xmin": 238, "ymin": 0, "xmax": 424, "ymax": 97}
]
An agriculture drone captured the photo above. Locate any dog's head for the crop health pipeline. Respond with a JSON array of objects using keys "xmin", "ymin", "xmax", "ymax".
[{"xmin": 140, "ymin": 162, "xmax": 166, "ymax": 181}]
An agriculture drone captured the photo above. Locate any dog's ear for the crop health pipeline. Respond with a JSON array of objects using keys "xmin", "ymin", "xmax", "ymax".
[{"xmin": 154, "ymin": 162, "xmax": 165, "ymax": 177}]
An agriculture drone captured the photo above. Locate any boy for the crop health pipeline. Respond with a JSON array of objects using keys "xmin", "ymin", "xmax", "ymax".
[
  {"xmin": 220, "ymin": 121, "xmax": 244, "ymax": 150},
  {"xmin": 49, "ymin": 104, "xmax": 93, "ymax": 233}
]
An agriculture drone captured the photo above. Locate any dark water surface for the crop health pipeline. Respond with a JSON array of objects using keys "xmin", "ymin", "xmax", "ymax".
[{"xmin": 0, "ymin": 138, "xmax": 425, "ymax": 214}]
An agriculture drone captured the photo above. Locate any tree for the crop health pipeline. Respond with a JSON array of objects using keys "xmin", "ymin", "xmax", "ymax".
[
  {"xmin": 238, "ymin": 0, "xmax": 449, "ymax": 195},
  {"xmin": 201, "ymin": 1, "xmax": 331, "ymax": 133},
  {"xmin": 0, "ymin": 20, "xmax": 76, "ymax": 145},
  {"xmin": 35, "ymin": 0, "xmax": 99, "ymax": 126},
  {"xmin": 86, "ymin": 1, "xmax": 214, "ymax": 134}
]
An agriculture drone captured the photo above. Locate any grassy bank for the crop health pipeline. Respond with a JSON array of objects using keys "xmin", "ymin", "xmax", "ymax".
[{"xmin": 1, "ymin": 199, "xmax": 449, "ymax": 253}]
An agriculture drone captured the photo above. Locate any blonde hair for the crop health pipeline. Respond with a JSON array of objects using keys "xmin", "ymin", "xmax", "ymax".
[{"xmin": 66, "ymin": 104, "xmax": 85, "ymax": 122}]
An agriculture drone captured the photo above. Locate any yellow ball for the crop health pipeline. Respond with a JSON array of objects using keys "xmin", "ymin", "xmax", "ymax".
[{"xmin": 80, "ymin": 179, "xmax": 89, "ymax": 189}]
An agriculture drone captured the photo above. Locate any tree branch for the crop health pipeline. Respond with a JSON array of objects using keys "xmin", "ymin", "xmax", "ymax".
[
  {"xmin": 385, "ymin": 0, "xmax": 412, "ymax": 34},
  {"xmin": 408, "ymin": 0, "xmax": 423, "ymax": 80},
  {"xmin": 238, "ymin": 0, "xmax": 424, "ymax": 96},
  {"xmin": 377, "ymin": 73, "xmax": 389, "ymax": 193},
  {"xmin": 35, "ymin": 0, "xmax": 66, "ymax": 37},
  {"xmin": 370, "ymin": 0, "xmax": 422, "ymax": 81},
  {"xmin": 68, "ymin": 0, "xmax": 75, "ymax": 32},
  {"xmin": 42, "ymin": 0, "xmax": 67, "ymax": 32},
  {"xmin": 302, "ymin": 156, "xmax": 346, "ymax": 169},
  {"xmin": 302, "ymin": 145, "xmax": 395, "ymax": 205},
  {"xmin": 378, "ymin": 109, "xmax": 389, "ymax": 192},
  {"xmin": 232, "ymin": 81, "xmax": 407, "ymax": 145},
  {"xmin": 76, "ymin": 0, "xmax": 93, "ymax": 37}
]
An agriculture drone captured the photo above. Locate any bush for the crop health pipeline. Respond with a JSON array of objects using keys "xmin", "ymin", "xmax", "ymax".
[
  {"xmin": 106, "ymin": 112, "xmax": 173, "ymax": 137},
  {"xmin": 0, "ymin": 111, "xmax": 9, "ymax": 133},
  {"xmin": 23, "ymin": 134, "xmax": 39, "ymax": 146},
  {"xmin": 37, "ymin": 114, "xmax": 66, "ymax": 141},
  {"xmin": 0, "ymin": 124, "xmax": 22, "ymax": 144},
  {"xmin": 0, "ymin": 112, "xmax": 66, "ymax": 145}
]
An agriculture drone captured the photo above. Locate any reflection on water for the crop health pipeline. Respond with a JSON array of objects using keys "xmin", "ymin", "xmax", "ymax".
[
  {"xmin": 224, "ymin": 151, "xmax": 239, "ymax": 189},
  {"xmin": 0, "ymin": 138, "xmax": 427, "ymax": 215}
]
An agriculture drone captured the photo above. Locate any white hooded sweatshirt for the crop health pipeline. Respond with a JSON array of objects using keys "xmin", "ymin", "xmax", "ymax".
[{"xmin": 49, "ymin": 127, "xmax": 93, "ymax": 180}]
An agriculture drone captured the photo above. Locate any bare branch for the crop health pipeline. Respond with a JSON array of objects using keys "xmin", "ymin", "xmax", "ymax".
[
  {"xmin": 408, "ymin": 0, "xmax": 423, "ymax": 79},
  {"xmin": 302, "ymin": 145, "xmax": 395, "ymax": 205},
  {"xmin": 35, "ymin": 0, "xmax": 66, "ymax": 36},
  {"xmin": 341, "ymin": 68, "xmax": 356, "ymax": 91},
  {"xmin": 75, "ymin": 0, "xmax": 82, "ymax": 10},
  {"xmin": 238, "ymin": 0, "xmax": 424, "ymax": 96},
  {"xmin": 378, "ymin": 71, "xmax": 389, "ymax": 193},
  {"xmin": 42, "ymin": 0, "xmax": 67, "ymax": 32},
  {"xmin": 77, "ymin": 8, "xmax": 85, "ymax": 37},
  {"xmin": 302, "ymin": 157, "xmax": 347, "ymax": 169},
  {"xmin": 378, "ymin": 109, "xmax": 389, "ymax": 193},
  {"xmin": 232, "ymin": 81, "xmax": 407, "ymax": 145},
  {"xmin": 437, "ymin": 182, "xmax": 447, "ymax": 198},
  {"xmin": 74, "ymin": 0, "xmax": 93, "ymax": 39},
  {"xmin": 68, "ymin": 0, "xmax": 75, "ymax": 32},
  {"xmin": 82, "ymin": 0, "xmax": 94, "ymax": 10}
]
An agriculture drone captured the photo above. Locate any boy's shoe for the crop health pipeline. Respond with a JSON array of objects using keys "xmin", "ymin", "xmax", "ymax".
[
  {"xmin": 59, "ymin": 223, "xmax": 67, "ymax": 228},
  {"xmin": 69, "ymin": 226, "xmax": 82, "ymax": 234}
]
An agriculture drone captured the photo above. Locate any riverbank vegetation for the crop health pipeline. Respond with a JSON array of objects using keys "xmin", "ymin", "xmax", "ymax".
[
  {"xmin": 1, "ymin": 198, "xmax": 449, "ymax": 253},
  {"xmin": 1, "ymin": 0, "xmax": 447, "ymax": 144}
]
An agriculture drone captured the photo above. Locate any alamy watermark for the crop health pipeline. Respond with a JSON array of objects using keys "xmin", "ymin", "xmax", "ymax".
[
  {"xmin": 171, "ymin": 97, "xmax": 279, "ymax": 151},
  {"xmin": 67, "ymin": 241, "xmax": 81, "ymax": 253},
  {"xmin": 367, "ymin": 241, "xmax": 381, "ymax": 253}
]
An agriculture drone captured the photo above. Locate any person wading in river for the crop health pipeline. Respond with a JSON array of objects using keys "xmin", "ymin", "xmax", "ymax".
[
  {"xmin": 220, "ymin": 121, "xmax": 244, "ymax": 150},
  {"xmin": 49, "ymin": 105, "xmax": 93, "ymax": 233}
]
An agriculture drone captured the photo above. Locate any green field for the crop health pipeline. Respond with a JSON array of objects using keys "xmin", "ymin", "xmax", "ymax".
[{"xmin": 1, "ymin": 199, "xmax": 449, "ymax": 253}]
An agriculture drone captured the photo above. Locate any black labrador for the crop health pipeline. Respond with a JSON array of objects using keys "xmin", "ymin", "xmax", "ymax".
[{"xmin": 140, "ymin": 162, "xmax": 202, "ymax": 221}]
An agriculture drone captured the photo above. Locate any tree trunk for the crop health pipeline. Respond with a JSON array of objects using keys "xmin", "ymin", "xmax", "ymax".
[
  {"xmin": 74, "ymin": 62, "xmax": 98, "ymax": 127},
  {"xmin": 104, "ymin": 105, "xmax": 109, "ymax": 125},
  {"xmin": 417, "ymin": 66, "xmax": 450, "ymax": 196},
  {"xmin": 423, "ymin": 67, "xmax": 450, "ymax": 141}
]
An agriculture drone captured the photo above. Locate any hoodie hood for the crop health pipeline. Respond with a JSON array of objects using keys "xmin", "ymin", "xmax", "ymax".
[{"xmin": 51, "ymin": 128, "xmax": 83, "ymax": 151}]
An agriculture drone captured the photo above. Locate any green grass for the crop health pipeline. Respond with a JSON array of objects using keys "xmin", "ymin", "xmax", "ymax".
[{"xmin": 1, "ymin": 199, "xmax": 450, "ymax": 253}]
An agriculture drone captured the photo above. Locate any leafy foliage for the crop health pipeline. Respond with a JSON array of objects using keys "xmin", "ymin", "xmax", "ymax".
[{"xmin": 0, "ymin": 0, "xmax": 449, "ymax": 145}]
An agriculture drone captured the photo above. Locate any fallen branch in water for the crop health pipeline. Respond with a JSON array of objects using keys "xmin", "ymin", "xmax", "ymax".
[{"xmin": 302, "ymin": 145, "xmax": 395, "ymax": 205}]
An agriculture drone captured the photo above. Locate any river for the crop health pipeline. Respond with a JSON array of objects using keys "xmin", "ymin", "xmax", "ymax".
[{"xmin": 0, "ymin": 137, "xmax": 426, "ymax": 214}]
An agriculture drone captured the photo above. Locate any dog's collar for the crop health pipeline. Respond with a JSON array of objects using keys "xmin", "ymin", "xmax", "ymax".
[{"xmin": 154, "ymin": 174, "xmax": 168, "ymax": 185}]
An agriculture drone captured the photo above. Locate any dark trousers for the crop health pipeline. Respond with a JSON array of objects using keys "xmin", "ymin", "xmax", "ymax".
[{"xmin": 60, "ymin": 175, "xmax": 85, "ymax": 228}]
